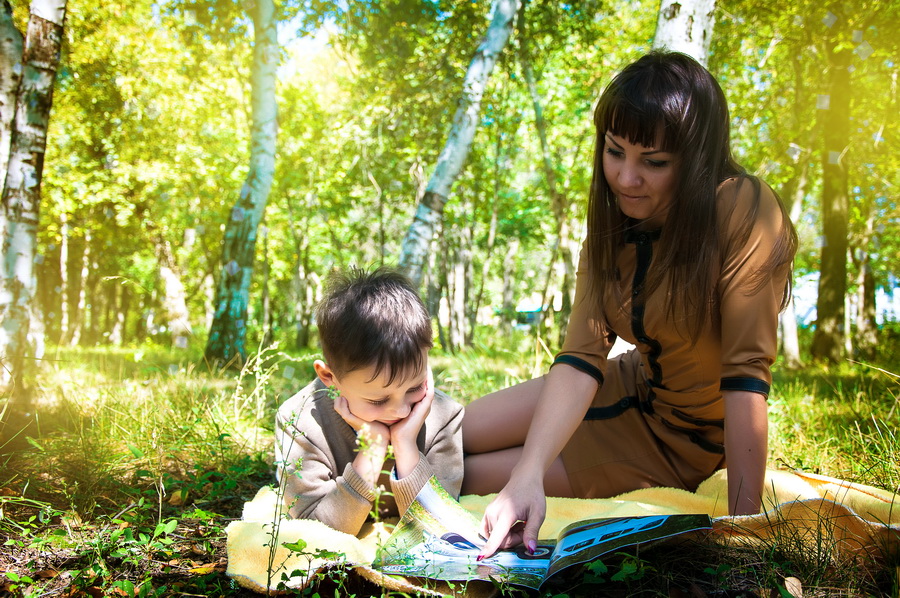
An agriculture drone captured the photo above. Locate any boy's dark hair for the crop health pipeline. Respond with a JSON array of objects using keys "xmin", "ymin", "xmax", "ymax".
[{"xmin": 316, "ymin": 266, "xmax": 432, "ymax": 384}]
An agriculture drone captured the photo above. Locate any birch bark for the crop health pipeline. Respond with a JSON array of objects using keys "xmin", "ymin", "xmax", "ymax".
[
  {"xmin": 204, "ymin": 0, "xmax": 278, "ymax": 365},
  {"xmin": 652, "ymin": 0, "xmax": 716, "ymax": 65},
  {"xmin": 0, "ymin": 0, "xmax": 66, "ymax": 394},
  {"xmin": 0, "ymin": 1, "xmax": 23, "ymax": 195},
  {"xmin": 397, "ymin": 0, "xmax": 519, "ymax": 287}
]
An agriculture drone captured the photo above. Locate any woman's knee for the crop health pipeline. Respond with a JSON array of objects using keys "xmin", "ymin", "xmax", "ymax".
[{"xmin": 462, "ymin": 377, "xmax": 545, "ymax": 453}]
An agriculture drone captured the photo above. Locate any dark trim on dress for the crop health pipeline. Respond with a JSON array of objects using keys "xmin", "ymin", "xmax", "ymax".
[
  {"xmin": 553, "ymin": 355, "xmax": 605, "ymax": 385},
  {"xmin": 624, "ymin": 229, "xmax": 665, "ymax": 389},
  {"xmin": 659, "ymin": 418, "xmax": 726, "ymax": 454},
  {"xmin": 720, "ymin": 377, "xmax": 770, "ymax": 397}
]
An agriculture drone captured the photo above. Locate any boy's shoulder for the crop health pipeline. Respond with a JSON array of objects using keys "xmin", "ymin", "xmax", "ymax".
[
  {"xmin": 276, "ymin": 378, "xmax": 333, "ymax": 422},
  {"xmin": 428, "ymin": 387, "xmax": 465, "ymax": 421}
]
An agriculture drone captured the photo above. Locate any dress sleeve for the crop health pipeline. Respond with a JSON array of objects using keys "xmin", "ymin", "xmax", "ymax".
[
  {"xmin": 554, "ymin": 239, "xmax": 615, "ymax": 383},
  {"xmin": 390, "ymin": 394, "xmax": 464, "ymax": 514},
  {"xmin": 717, "ymin": 178, "xmax": 790, "ymax": 396},
  {"xmin": 275, "ymin": 405, "xmax": 374, "ymax": 536}
]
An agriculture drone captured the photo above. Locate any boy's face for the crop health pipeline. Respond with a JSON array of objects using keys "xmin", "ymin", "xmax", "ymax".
[{"xmin": 314, "ymin": 351, "xmax": 429, "ymax": 426}]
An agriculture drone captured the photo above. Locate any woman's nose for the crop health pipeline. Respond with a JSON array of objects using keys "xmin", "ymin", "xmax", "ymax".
[{"xmin": 618, "ymin": 161, "xmax": 642, "ymax": 187}]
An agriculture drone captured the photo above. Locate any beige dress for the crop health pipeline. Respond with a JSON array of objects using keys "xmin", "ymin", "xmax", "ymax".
[{"xmin": 558, "ymin": 177, "xmax": 790, "ymax": 498}]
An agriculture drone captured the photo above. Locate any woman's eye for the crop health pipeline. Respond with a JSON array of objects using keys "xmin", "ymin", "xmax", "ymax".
[
  {"xmin": 646, "ymin": 159, "xmax": 669, "ymax": 168},
  {"xmin": 605, "ymin": 147, "xmax": 623, "ymax": 158}
]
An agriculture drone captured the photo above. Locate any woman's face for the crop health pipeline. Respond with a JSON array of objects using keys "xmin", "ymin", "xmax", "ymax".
[{"xmin": 602, "ymin": 131, "xmax": 678, "ymax": 228}]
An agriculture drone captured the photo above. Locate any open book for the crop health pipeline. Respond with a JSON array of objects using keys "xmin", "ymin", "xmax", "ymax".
[{"xmin": 373, "ymin": 477, "xmax": 712, "ymax": 590}]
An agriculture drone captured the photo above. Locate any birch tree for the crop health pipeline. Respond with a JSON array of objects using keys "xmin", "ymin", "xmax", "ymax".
[
  {"xmin": 397, "ymin": 0, "xmax": 519, "ymax": 288},
  {"xmin": 653, "ymin": 0, "xmax": 716, "ymax": 65},
  {"xmin": 0, "ymin": 1, "xmax": 22, "ymax": 193},
  {"xmin": 204, "ymin": 0, "xmax": 278, "ymax": 365},
  {"xmin": 0, "ymin": 0, "xmax": 66, "ymax": 396}
]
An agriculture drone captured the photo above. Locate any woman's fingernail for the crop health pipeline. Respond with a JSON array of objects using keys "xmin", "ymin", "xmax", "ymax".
[
  {"xmin": 476, "ymin": 555, "xmax": 484, "ymax": 561},
  {"xmin": 527, "ymin": 540, "xmax": 537, "ymax": 554}
]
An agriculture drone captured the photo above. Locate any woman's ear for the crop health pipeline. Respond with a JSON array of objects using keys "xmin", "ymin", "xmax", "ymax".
[{"xmin": 313, "ymin": 360, "xmax": 336, "ymax": 387}]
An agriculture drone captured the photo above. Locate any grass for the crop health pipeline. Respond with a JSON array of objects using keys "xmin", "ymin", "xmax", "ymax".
[{"xmin": 1, "ymin": 333, "xmax": 899, "ymax": 597}]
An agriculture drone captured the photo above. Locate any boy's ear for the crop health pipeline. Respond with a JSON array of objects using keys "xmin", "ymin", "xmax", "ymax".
[{"xmin": 313, "ymin": 360, "xmax": 336, "ymax": 387}]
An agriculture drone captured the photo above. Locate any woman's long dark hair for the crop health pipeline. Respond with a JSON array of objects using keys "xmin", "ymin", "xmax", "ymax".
[{"xmin": 586, "ymin": 51, "xmax": 797, "ymax": 340}]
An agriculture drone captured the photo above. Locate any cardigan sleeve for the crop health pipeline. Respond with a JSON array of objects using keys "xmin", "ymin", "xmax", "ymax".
[
  {"xmin": 389, "ymin": 391, "xmax": 464, "ymax": 515},
  {"xmin": 274, "ymin": 395, "xmax": 376, "ymax": 535}
]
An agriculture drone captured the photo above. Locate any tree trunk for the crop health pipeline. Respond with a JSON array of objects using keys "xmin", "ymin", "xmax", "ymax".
[
  {"xmin": 517, "ymin": 0, "xmax": 574, "ymax": 343},
  {"xmin": 58, "ymin": 211, "xmax": 69, "ymax": 343},
  {"xmin": 0, "ymin": 0, "xmax": 23, "ymax": 195},
  {"xmin": 652, "ymin": 0, "xmax": 717, "ymax": 65},
  {"xmin": 204, "ymin": 0, "xmax": 278, "ymax": 366},
  {"xmin": 501, "ymin": 238, "xmax": 519, "ymax": 335},
  {"xmin": 157, "ymin": 238, "xmax": 192, "ymax": 346},
  {"xmin": 459, "ymin": 199, "xmax": 474, "ymax": 346},
  {"xmin": 778, "ymin": 157, "xmax": 808, "ymax": 369},
  {"xmin": 259, "ymin": 224, "xmax": 273, "ymax": 348},
  {"xmin": 811, "ymin": 44, "xmax": 851, "ymax": 364},
  {"xmin": 397, "ymin": 0, "xmax": 519, "ymax": 287},
  {"xmin": 449, "ymin": 249, "xmax": 466, "ymax": 352},
  {"xmin": 471, "ymin": 201, "xmax": 498, "ymax": 338},
  {"xmin": 286, "ymin": 191, "xmax": 313, "ymax": 350},
  {"xmin": 69, "ymin": 228, "xmax": 89, "ymax": 346},
  {"xmin": 109, "ymin": 284, "xmax": 128, "ymax": 346},
  {"xmin": 0, "ymin": 0, "xmax": 66, "ymax": 395}
]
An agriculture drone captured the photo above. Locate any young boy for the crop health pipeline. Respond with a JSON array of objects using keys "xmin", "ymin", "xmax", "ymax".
[{"xmin": 275, "ymin": 267, "xmax": 464, "ymax": 535}]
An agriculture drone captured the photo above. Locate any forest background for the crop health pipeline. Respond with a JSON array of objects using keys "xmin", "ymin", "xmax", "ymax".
[
  {"xmin": 1, "ymin": 0, "xmax": 900, "ymax": 596},
  {"xmin": 1, "ymin": 0, "xmax": 899, "ymax": 378}
]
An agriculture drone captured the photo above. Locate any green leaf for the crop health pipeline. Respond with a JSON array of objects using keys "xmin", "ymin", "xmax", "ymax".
[
  {"xmin": 128, "ymin": 444, "xmax": 145, "ymax": 459},
  {"xmin": 282, "ymin": 538, "xmax": 308, "ymax": 552}
]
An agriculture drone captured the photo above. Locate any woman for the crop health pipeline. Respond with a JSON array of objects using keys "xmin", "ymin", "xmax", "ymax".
[{"xmin": 462, "ymin": 51, "xmax": 798, "ymax": 558}]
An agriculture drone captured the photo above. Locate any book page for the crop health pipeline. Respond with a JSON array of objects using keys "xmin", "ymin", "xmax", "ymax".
[{"xmin": 372, "ymin": 476, "xmax": 555, "ymax": 589}]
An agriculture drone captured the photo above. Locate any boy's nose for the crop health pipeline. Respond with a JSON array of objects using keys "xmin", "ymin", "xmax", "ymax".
[{"xmin": 392, "ymin": 402, "xmax": 411, "ymax": 419}]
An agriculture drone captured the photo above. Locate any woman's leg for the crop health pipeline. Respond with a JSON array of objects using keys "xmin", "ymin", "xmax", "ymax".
[
  {"xmin": 462, "ymin": 446, "xmax": 574, "ymax": 497},
  {"xmin": 462, "ymin": 376, "xmax": 545, "ymax": 454},
  {"xmin": 461, "ymin": 376, "xmax": 575, "ymax": 497}
]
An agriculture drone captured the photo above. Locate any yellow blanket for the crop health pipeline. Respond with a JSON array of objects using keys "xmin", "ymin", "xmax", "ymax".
[{"xmin": 226, "ymin": 469, "xmax": 900, "ymax": 594}]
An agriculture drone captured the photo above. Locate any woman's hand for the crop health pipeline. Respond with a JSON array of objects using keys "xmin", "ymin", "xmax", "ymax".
[{"xmin": 478, "ymin": 468, "xmax": 546, "ymax": 559}]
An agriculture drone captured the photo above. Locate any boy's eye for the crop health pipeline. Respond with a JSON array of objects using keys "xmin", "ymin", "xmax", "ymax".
[
  {"xmin": 367, "ymin": 398, "xmax": 389, "ymax": 406},
  {"xmin": 407, "ymin": 383, "xmax": 425, "ymax": 395}
]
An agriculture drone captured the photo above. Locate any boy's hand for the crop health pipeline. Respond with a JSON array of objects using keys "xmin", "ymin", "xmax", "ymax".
[
  {"xmin": 335, "ymin": 395, "xmax": 390, "ymax": 488},
  {"xmin": 390, "ymin": 370, "xmax": 434, "ymax": 477},
  {"xmin": 334, "ymin": 395, "xmax": 390, "ymax": 450}
]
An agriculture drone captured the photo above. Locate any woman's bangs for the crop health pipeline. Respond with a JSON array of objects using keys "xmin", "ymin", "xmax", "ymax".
[{"xmin": 605, "ymin": 95, "xmax": 672, "ymax": 151}]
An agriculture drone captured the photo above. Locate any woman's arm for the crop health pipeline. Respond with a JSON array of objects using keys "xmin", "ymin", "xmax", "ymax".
[
  {"xmin": 479, "ymin": 363, "xmax": 598, "ymax": 558},
  {"xmin": 723, "ymin": 389, "xmax": 768, "ymax": 515}
]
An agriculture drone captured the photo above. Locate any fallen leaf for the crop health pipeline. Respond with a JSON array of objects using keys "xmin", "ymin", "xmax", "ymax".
[
  {"xmin": 168, "ymin": 489, "xmax": 189, "ymax": 506},
  {"xmin": 189, "ymin": 563, "xmax": 226, "ymax": 574},
  {"xmin": 783, "ymin": 577, "xmax": 803, "ymax": 598}
]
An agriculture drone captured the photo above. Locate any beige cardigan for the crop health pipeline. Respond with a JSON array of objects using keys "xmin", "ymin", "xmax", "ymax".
[{"xmin": 275, "ymin": 378, "xmax": 464, "ymax": 535}]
